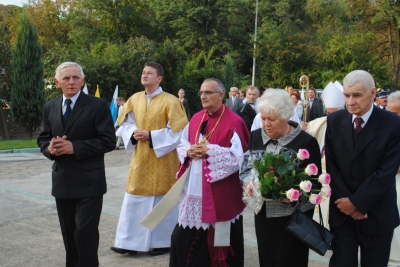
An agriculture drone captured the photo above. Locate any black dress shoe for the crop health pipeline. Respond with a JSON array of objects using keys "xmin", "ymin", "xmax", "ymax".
[
  {"xmin": 110, "ymin": 246, "xmax": 137, "ymax": 255},
  {"xmin": 148, "ymin": 247, "xmax": 170, "ymax": 256}
]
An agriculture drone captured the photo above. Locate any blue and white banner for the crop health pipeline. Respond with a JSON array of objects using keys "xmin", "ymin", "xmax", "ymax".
[{"xmin": 110, "ymin": 85, "xmax": 118, "ymax": 123}]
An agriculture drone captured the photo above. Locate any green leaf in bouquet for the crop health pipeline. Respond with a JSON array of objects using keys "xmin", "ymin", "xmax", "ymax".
[
  {"xmin": 285, "ymin": 175, "xmax": 294, "ymax": 185},
  {"xmin": 277, "ymin": 166, "xmax": 288, "ymax": 175}
]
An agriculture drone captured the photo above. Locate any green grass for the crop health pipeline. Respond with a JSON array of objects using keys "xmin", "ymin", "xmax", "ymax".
[{"xmin": 0, "ymin": 140, "xmax": 38, "ymax": 150}]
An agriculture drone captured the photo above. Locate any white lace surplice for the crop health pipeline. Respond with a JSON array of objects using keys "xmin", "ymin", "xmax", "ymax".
[{"xmin": 176, "ymin": 125, "xmax": 244, "ymax": 230}]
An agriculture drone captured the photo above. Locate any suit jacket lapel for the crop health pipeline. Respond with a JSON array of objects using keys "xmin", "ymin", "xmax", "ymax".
[
  {"xmin": 353, "ymin": 107, "xmax": 379, "ymax": 159},
  {"xmin": 65, "ymin": 93, "xmax": 86, "ymax": 134},
  {"xmin": 341, "ymin": 112, "xmax": 356, "ymax": 160}
]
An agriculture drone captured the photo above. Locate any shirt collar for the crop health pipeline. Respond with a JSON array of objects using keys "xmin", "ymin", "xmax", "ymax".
[
  {"xmin": 352, "ymin": 103, "xmax": 373, "ymax": 125},
  {"xmin": 261, "ymin": 121, "xmax": 301, "ymax": 146},
  {"xmin": 145, "ymin": 86, "xmax": 163, "ymax": 100},
  {"xmin": 63, "ymin": 90, "xmax": 80, "ymax": 106}
]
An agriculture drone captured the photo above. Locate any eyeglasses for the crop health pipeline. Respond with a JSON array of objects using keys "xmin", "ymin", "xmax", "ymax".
[{"xmin": 197, "ymin": 90, "xmax": 221, "ymax": 96}]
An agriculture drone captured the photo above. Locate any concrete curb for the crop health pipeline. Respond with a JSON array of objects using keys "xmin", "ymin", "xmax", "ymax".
[{"xmin": 0, "ymin": 148, "xmax": 40, "ymax": 153}]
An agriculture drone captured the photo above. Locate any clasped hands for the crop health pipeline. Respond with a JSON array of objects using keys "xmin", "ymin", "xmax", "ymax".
[
  {"xmin": 186, "ymin": 139, "xmax": 209, "ymax": 160},
  {"xmin": 132, "ymin": 129, "xmax": 149, "ymax": 141},
  {"xmin": 335, "ymin": 197, "xmax": 368, "ymax": 221},
  {"xmin": 48, "ymin": 135, "xmax": 74, "ymax": 156}
]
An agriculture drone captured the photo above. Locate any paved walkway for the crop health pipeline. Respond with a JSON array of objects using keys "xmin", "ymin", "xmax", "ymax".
[{"xmin": 0, "ymin": 150, "xmax": 330, "ymax": 266}]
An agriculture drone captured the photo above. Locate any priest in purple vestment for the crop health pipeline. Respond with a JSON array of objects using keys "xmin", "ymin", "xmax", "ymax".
[{"xmin": 169, "ymin": 78, "xmax": 249, "ymax": 267}]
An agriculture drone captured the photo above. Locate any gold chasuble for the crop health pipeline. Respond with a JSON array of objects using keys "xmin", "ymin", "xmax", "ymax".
[{"xmin": 117, "ymin": 91, "xmax": 188, "ymax": 196}]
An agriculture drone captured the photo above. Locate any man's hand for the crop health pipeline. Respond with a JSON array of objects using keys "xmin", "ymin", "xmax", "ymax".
[
  {"xmin": 199, "ymin": 139, "xmax": 210, "ymax": 157},
  {"xmin": 350, "ymin": 210, "xmax": 368, "ymax": 220},
  {"xmin": 187, "ymin": 144, "xmax": 203, "ymax": 160},
  {"xmin": 132, "ymin": 129, "xmax": 149, "ymax": 141},
  {"xmin": 50, "ymin": 135, "xmax": 74, "ymax": 156},
  {"xmin": 300, "ymin": 121, "xmax": 308, "ymax": 131},
  {"xmin": 335, "ymin": 197, "xmax": 356, "ymax": 215}
]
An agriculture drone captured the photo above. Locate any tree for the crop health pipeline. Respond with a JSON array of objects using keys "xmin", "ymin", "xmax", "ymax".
[
  {"xmin": 66, "ymin": 0, "xmax": 153, "ymax": 49},
  {"xmin": 178, "ymin": 46, "xmax": 224, "ymax": 114},
  {"xmin": 25, "ymin": 0, "xmax": 76, "ymax": 52},
  {"xmin": 150, "ymin": 0, "xmax": 253, "ymax": 74},
  {"xmin": 224, "ymin": 54, "xmax": 235, "ymax": 92},
  {"xmin": 349, "ymin": 0, "xmax": 400, "ymax": 89},
  {"xmin": 255, "ymin": 0, "xmax": 319, "ymax": 88},
  {"xmin": 11, "ymin": 11, "xmax": 45, "ymax": 139},
  {"xmin": 0, "ymin": 4, "xmax": 20, "ymax": 101}
]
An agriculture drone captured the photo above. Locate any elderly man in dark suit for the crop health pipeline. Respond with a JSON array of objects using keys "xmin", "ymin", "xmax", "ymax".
[
  {"xmin": 238, "ymin": 85, "xmax": 259, "ymax": 132},
  {"xmin": 37, "ymin": 62, "xmax": 116, "ymax": 267},
  {"xmin": 325, "ymin": 70, "xmax": 400, "ymax": 267},
  {"xmin": 306, "ymin": 88, "xmax": 325, "ymax": 122},
  {"xmin": 226, "ymin": 87, "xmax": 243, "ymax": 113}
]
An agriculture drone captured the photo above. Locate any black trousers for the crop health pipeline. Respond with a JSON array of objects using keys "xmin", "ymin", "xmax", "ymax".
[
  {"xmin": 169, "ymin": 216, "xmax": 244, "ymax": 267},
  {"xmin": 55, "ymin": 196, "xmax": 103, "ymax": 267},
  {"xmin": 254, "ymin": 205, "xmax": 313, "ymax": 267},
  {"xmin": 329, "ymin": 216, "xmax": 393, "ymax": 267}
]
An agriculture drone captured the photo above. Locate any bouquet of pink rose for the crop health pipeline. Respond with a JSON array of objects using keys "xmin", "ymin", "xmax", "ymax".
[{"xmin": 253, "ymin": 148, "xmax": 331, "ymax": 204}]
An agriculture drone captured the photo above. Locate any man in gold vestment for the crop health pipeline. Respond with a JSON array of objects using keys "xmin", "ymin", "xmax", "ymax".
[{"xmin": 111, "ymin": 62, "xmax": 188, "ymax": 256}]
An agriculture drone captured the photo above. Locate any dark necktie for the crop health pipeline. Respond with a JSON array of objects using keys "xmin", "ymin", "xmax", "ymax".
[
  {"xmin": 64, "ymin": 99, "xmax": 72, "ymax": 120},
  {"xmin": 354, "ymin": 117, "xmax": 363, "ymax": 134}
]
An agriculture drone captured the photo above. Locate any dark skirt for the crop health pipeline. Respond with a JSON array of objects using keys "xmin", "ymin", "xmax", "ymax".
[
  {"xmin": 255, "ymin": 202, "xmax": 313, "ymax": 267},
  {"xmin": 169, "ymin": 216, "xmax": 244, "ymax": 267}
]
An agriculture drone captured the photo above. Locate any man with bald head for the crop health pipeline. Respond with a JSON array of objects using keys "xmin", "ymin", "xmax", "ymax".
[
  {"xmin": 325, "ymin": 70, "xmax": 400, "ymax": 267},
  {"xmin": 226, "ymin": 87, "xmax": 243, "ymax": 113}
]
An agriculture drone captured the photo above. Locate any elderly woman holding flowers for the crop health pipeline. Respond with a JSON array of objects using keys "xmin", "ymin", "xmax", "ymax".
[{"xmin": 243, "ymin": 89, "xmax": 323, "ymax": 267}]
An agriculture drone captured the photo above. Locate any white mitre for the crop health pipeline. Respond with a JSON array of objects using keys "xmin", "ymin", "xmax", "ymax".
[
  {"xmin": 333, "ymin": 80, "xmax": 343, "ymax": 92},
  {"xmin": 322, "ymin": 82, "xmax": 345, "ymax": 108}
]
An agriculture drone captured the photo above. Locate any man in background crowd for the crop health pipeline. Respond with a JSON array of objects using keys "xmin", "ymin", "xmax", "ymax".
[
  {"xmin": 178, "ymin": 88, "xmax": 190, "ymax": 119},
  {"xmin": 238, "ymin": 85, "xmax": 260, "ymax": 132},
  {"xmin": 374, "ymin": 89, "xmax": 388, "ymax": 109},
  {"xmin": 226, "ymin": 86, "xmax": 243, "ymax": 113},
  {"xmin": 306, "ymin": 88, "xmax": 325, "ymax": 122}
]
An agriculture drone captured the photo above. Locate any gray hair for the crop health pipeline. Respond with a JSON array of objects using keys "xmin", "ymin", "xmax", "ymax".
[
  {"xmin": 246, "ymin": 85, "xmax": 259, "ymax": 95},
  {"xmin": 343, "ymin": 70, "xmax": 375, "ymax": 93},
  {"xmin": 388, "ymin": 91, "xmax": 400, "ymax": 103},
  {"xmin": 203, "ymin": 78, "xmax": 225, "ymax": 94},
  {"xmin": 256, "ymin": 89, "xmax": 294, "ymax": 120},
  {"xmin": 55, "ymin": 62, "xmax": 84, "ymax": 80}
]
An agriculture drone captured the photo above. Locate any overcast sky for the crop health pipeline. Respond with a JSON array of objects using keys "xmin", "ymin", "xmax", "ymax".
[{"xmin": 0, "ymin": 0, "xmax": 26, "ymax": 6}]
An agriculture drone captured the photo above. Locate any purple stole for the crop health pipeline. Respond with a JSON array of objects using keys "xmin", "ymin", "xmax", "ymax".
[{"xmin": 177, "ymin": 105, "xmax": 249, "ymax": 223}]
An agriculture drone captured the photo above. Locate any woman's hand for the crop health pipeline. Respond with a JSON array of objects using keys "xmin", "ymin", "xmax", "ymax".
[{"xmin": 245, "ymin": 183, "xmax": 254, "ymax": 196}]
